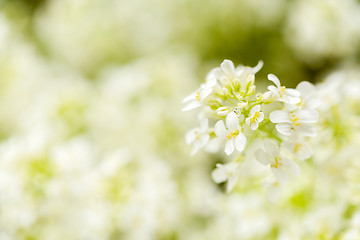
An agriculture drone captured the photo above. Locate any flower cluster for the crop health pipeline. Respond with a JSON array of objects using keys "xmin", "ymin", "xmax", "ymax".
[{"xmin": 183, "ymin": 60, "xmax": 319, "ymax": 201}]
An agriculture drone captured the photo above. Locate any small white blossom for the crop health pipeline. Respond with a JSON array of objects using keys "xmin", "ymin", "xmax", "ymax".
[
  {"xmin": 255, "ymin": 140, "xmax": 301, "ymax": 184},
  {"xmin": 286, "ymin": 81, "xmax": 321, "ymax": 111},
  {"xmin": 182, "ymin": 84, "xmax": 213, "ymax": 111},
  {"xmin": 185, "ymin": 118, "xmax": 210, "ymax": 156},
  {"xmin": 270, "ymin": 109, "xmax": 318, "ymax": 137},
  {"xmin": 263, "ymin": 180, "xmax": 285, "ymax": 203},
  {"xmin": 245, "ymin": 105, "xmax": 264, "ymax": 130},
  {"xmin": 281, "ymin": 136, "xmax": 313, "ymax": 161},
  {"xmin": 214, "ymin": 112, "xmax": 246, "ymax": 155},
  {"xmin": 211, "ymin": 161, "xmax": 240, "ymax": 192},
  {"xmin": 267, "ymin": 74, "xmax": 300, "ymax": 104}
]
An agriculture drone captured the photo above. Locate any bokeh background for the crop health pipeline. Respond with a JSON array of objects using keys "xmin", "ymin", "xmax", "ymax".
[{"xmin": 0, "ymin": 0, "xmax": 360, "ymax": 239}]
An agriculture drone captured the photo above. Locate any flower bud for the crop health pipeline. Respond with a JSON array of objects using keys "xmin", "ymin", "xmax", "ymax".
[{"xmin": 217, "ymin": 107, "xmax": 229, "ymax": 116}]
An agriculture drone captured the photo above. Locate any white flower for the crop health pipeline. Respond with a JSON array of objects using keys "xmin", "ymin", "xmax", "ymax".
[
  {"xmin": 182, "ymin": 85, "xmax": 212, "ymax": 111},
  {"xmin": 270, "ymin": 109, "xmax": 318, "ymax": 137},
  {"xmin": 267, "ymin": 74, "xmax": 300, "ymax": 104},
  {"xmin": 255, "ymin": 140, "xmax": 301, "ymax": 184},
  {"xmin": 185, "ymin": 118, "xmax": 210, "ymax": 156},
  {"xmin": 245, "ymin": 105, "xmax": 264, "ymax": 130},
  {"xmin": 211, "ymin": 161, "xmax": 240, "ymax": 192},
  {"xmin": 286, "ymin": 81, "xmax": 321, "ymax": 111},
  {"xmin": 263, "ymin": 180, "xmax": 285, "ymax": 203},
  {"xmin": 281, "ymin": 136, "xmax": 313, "ymax": 161},
  {"xmin": 214, "ymin": 112, "xmax": 246, "ymax": 155}
]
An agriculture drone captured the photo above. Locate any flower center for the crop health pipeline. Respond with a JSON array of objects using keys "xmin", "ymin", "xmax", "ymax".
[
  {"xmin": 226, "ymin": 130, "xmax": 239, "ymax": 139},
  {"xmin": 194, "ymin": 131, "xmax": 200, "ymax": 140},
  {"xmin": 279, "ymin": 86, "xmax": 286, "ymax": 97},
  {"xmin": 291, "ymin": 114, "xmax": 301, "ymax": 126},
  {"xmin": 250, "ymin": 111, "xmax": 260, "ymax": 123},
  {"xmin": 196, "ymin": 92, "xmax": 201, "ymax": 101},
  {"xmin": 294, "ymin": 143, "xmax": 302, "ymax": 153},
  {"xmin": 271, "ymin": 156, "xmax": 282, "ymax": 168}
]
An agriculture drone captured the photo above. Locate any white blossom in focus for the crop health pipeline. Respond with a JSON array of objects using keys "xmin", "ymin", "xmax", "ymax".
[
  {"xmin": 214, "ymin": 112, "xmax": 246, "ymax": 155},
  {"xmin": 270, "ymin": 109, "xmax": 318, "ymax": 137},
  {"xmin": 267, "ymin": 74, "xmax": 301, "ymax": 104},
  {"xmin": 245, "ymin": 105, "xmax": 264, "ymax": 130}
]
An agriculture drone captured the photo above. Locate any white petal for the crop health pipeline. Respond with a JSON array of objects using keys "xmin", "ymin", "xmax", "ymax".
[
  {"xmin": 297, "ymin": 124, "xmax": 317, "ymax": 137},
  {"xmin": 226, "ymin": 112, "xmax": 240, "ymax": 132},
  {"xmin": 220, "ymin": 60, "xmax": 236, "ymax": 78},
  {"xmin": 234, "ymin": 133, "xmax": 246, "ymax": 152},
  {"xmin": 214, "ymin": 120, "xmax": 228, "ymax": 139},
  {"xmin": 199, "ymin": 134, "xmax": 210, "ymax": 148},
  {"xmin": 264, "ymin": 140, "xmax": 280, "ymax": 158},
  {"xmin": 182, "ymin": 92, "xmax": 196, "ymax": 103},
  {"xmin": 185, "ymin": 129, "xmax": 197, "ymax": 144},
  {"xmin": 296, "ymin": 81, "xmax": 316, "ymax": 98},
  {"xmin": 251, "ymin": 105, "xmax": 261, "ymax": 115},
  {"xmin": 211, "ymin": 165, "xmax": 228, "ymax": 183},
  {"xmin": 270, "ymin": 110, "xmax": 290, "ymax": 123},
  {"xmin": 252, "ymin": 60, "xmax": 263, "ymax": 73},
  {"xmin": 285, "ymin": 103, "xmax": 298, "ymax": 111},
  {"xmin": 267, "ymin": 85, "xmax": 279, "ymax": 95},
  {"xmin": 251, "ymin": 122, "xmax": 259, "ymax": 130},
  {"xmin": 268, "ymin": 74, "xmax": 281, "ymax": 88},
  {"xmin": 258, "ymin": 112, "xmax": 264, "ymax": 122},
  {"xmin": 282, "ymin": 157, "xmax": 301, "ymax": 176},
  {"xmin": 255, "ymin": 148, "xmax": 270, "ymax": 165},
  {"xmin": 190, "ymin": 142, "xmax": 202, "ymax": 156},
  {"xmin": 245, "ymin": 117, "xmax": 251, "ymax": 125},
  {"xmin": 275, "ymin": 123, "xmax": 292, "ymax": 136},
  {"xmin": 226, "ymin": 174, "xmax": 238, "ymax": 193},
  {"xmin": 296, "ymin": 142, "xmax": 313, "ymax": 161},
  {"xmin": 272, "ymin": 167, "xmax": 290, "ymax": 184},
  {"xmin": 296, "ymin": 110, "xmax": 319, "ymax": 123},
  {"xmin": 285, "ymin": 88, "xmax": 300, "ymax": 97},
  {"xmin": 182, "ymin": 101, "xmax": 202, "ymax": 111},
  {"xmin": 225, "ymin": 139, "xmax": 235, "ymax": 155},
  {"xmin": 284, "ymin": 95, "xmax": 300, "ymax": 104},
  {"xmin": 200, "ymin": 86, "xmax": 213, "ymax": 100}
]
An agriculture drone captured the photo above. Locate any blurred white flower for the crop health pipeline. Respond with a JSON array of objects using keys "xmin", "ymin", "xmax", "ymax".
[
  {"xmin": 211, "ymin": 161, "xmax": 241, "ymax": 193},
  {"xmin": 281, "ymin": 136, "xmax": 313, "ymax": 161},
  {"xmin": 256, "ymin": 140, "xmax": 301, "ymax": 184},
  {"xmin": 186, "ymin": 118, "xmax": 210, "ymax": 156}
]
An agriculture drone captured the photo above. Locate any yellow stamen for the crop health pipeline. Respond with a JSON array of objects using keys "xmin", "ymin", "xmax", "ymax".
[
  {"xmin": 294, "ymin": 143, "xmax": 302, "ymax": 153},
  {"xmin": 226, "ymin": 130, "xmax": 239, "ymax": 139},
  {"xmin": 250, "ymin": 111, "xmax": 260, "ymax": 123},
  {"xmin": 196, "ymin": 92, "xmax": 201, "ymax": 101}
]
